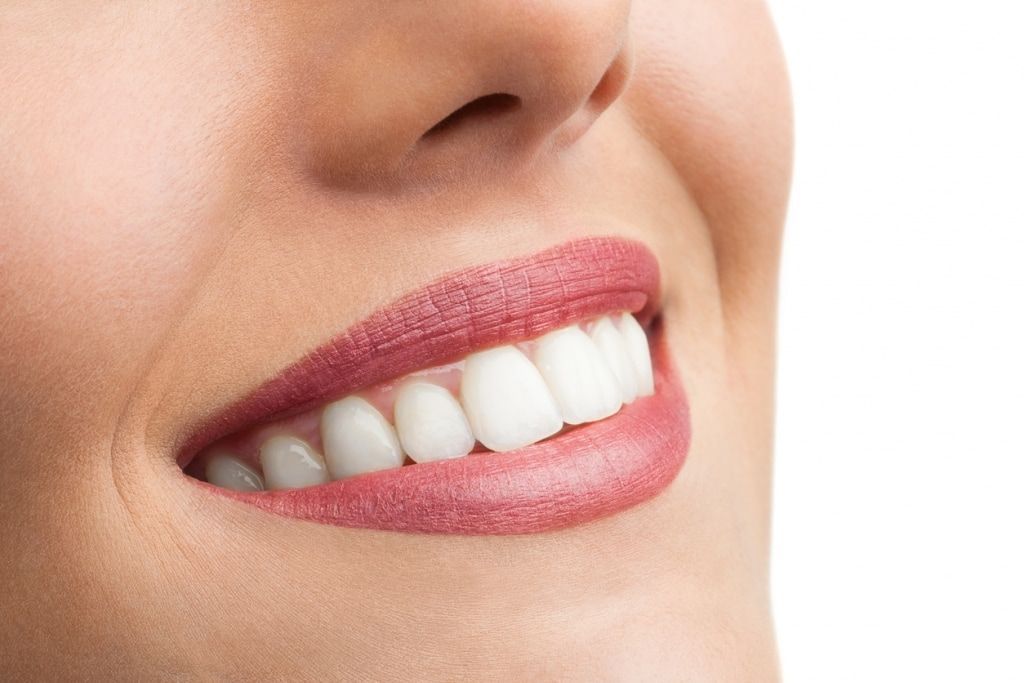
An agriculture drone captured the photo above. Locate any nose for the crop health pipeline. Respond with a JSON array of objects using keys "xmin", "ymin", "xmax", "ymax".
[{"xmin": 296, "ymin": 0, "xmax": 633, "ymax": 186}]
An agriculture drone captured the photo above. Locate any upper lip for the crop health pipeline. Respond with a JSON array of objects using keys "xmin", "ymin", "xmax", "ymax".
[{"xmin": 180, "ymin": 237, "xmax": 660, "ymax": 467}]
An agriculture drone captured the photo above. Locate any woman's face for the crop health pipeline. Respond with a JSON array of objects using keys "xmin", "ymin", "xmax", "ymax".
[{"xmin": 0, "ymin": 1, "xmax": 791, "ymax": 679}]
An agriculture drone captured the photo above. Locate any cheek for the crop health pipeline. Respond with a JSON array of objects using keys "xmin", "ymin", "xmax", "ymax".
[
  {"xmin": 627, "ymin": 0, "xmax": 793, "ymax": 306},
  {"xmin": 0, "ymin": 7, "xmax": 269, "ymax": 428}
]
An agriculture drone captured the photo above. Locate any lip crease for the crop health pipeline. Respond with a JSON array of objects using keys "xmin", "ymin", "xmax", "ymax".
[{"xmin": 185, "ymin": 237, "xmax": 691, "ymax": 534}]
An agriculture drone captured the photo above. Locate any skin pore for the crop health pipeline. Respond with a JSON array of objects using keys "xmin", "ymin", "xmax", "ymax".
[{"xmin": 0, "ymin": 1, "xmax": 791, "ymax": 680}]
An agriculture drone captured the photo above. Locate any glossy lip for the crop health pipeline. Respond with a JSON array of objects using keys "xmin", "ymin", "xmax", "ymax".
[{"xmin": 185, "ymin": 237, "xmax": 691, "ymax": 534}]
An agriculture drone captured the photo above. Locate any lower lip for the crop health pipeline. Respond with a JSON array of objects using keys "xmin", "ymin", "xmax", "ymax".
[{"xmin": 208, "ymin": 341, "xmax": 690, "ymax": 535}]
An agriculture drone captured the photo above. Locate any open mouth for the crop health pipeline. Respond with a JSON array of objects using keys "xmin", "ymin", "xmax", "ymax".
[{"xmin": 182, "ymin": 238, "xmax": 691, "ymax": 534}]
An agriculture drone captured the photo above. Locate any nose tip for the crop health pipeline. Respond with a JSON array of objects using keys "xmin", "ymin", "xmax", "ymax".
[{"xmin": 300, "ymin": 0, "xmax": 634, "ymax": 188}]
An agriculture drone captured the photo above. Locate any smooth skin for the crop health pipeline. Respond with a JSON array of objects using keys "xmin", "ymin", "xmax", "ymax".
[{"xmin": 0, "ymin": 1, "xmax": 791, "ymax": 680}]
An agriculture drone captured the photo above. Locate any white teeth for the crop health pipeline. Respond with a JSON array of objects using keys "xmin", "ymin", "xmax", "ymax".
[
  {"xmin": 618, "ymin": 313, "xmax": 655, "ymax": 397},
  {"xmin": 259, "ymin": 435, "xmax": 329, "ymax": 490},
  {"xmin": 204, "ymin": 313, "xmax": 657, "ymax": 491},
  {"xmin": 589, "ymin": 316, "xmax": 639, "ymax": 403},
  {"xmin": 533, "ymin": 325, "xmax": 623, "ymax": 425},
  {"xmin": 205, "ymin": 452, "xmax": 265, "ymax": 492},
  {"xmin": 321, "ymin": 396, "xmax": 405, "ymax": 479},
  {"xmin": 394, "ymin": 382, "xmax": 475, "ymax": 463},
  {"xmin": 460, "ymin": 345, "xmax": 563, "ymax": 452}
]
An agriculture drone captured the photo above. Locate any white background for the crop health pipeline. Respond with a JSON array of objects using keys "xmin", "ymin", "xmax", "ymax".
[{"xmin": 770, "ymin": 1, "xmax": 1024, "ymax": 680}]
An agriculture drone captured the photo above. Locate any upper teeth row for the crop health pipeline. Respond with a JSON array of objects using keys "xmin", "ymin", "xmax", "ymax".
[{"xmin": 204, "ymin": 313, "xmax": 654, "ymax": 493}]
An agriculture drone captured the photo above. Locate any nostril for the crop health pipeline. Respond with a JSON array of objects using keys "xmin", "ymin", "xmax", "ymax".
[{"xmin": 421, "ymin": 93, "xmax": 521, "ymax": 138}]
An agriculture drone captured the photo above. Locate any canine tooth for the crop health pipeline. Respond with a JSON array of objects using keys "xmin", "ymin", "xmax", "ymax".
[
  {"xmin": 321, "ymin": 396, "xmax": 404, "ymax": 479},
  {"xmin": 533, "ymin": 325, "xmax": 622, "ymax": 425},
  {"xmin": 205, "ymin": 452, "xmax": 264, "ymax": 492},
  {"xmin": 394, "ymin": 382, "xmax": 475, "ymax": 463},
  {"xmin": 589, "ymin": 316, "xmax": 639, "ymax": 403},
  {"xmin": 259, "ymin": 436, "xmax": 329, "ymax": 490},
  {"xmin": 619, "ymin": 313, "xmax": 655, "ymax": 397},
  {"xmin": 460, "ymin": 346, "xmax": 563, "ymax": 452}
]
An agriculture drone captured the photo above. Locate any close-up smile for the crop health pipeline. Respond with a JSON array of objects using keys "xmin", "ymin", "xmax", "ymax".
[
  {"xmin": 0, "ymin": 1, "xmax": 796, "ymax": 675},
  {"xmin": 181, "ymin": 238, "xmax": 691, "ymax": 534}
]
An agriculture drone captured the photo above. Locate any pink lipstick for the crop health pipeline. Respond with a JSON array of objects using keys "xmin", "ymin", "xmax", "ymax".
[{"xmin": 185, "ymin": 238, "xmax": 691, "ymax": 534}]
